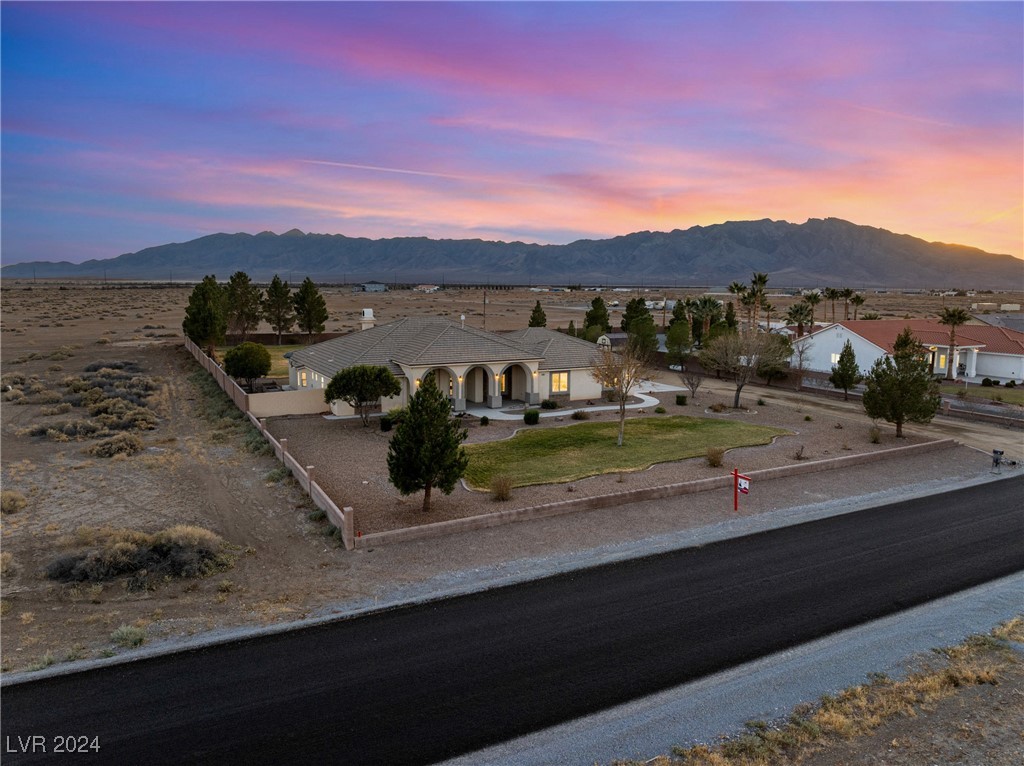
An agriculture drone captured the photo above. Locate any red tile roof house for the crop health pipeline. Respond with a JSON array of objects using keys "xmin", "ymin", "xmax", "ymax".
[
  {"xmin": 288, "ymin": 317, "xmax": 607, "ymax": 417},
  {"xmin": 790, "ymin": 320, "xmax": 1024, "ymax": 384}
]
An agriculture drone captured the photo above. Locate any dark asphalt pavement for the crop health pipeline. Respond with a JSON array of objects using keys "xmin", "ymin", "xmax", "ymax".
[{"xmin": 3, "ymin": 476, "xmax": 1022, "ymax": 765}]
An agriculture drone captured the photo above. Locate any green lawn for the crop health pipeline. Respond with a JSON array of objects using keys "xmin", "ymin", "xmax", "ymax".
[
  {"xmin": 938, "ymin": 383, "xmax": 1024, "ymax": 406},
  {"xmin": 216, "ymin": 344, "xmax": 304, "ymax": 378},
  {"xmin": 463, "ymin": 416, "xmax": 789, "ymax": 489}
]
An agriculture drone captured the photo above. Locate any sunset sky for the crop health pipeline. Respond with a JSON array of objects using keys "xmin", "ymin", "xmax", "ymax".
[{"xmin": 2, "ymin": 1, "xmax": 1022, "ymax": 264}]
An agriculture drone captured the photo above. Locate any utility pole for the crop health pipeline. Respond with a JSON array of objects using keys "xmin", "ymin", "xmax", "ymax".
[{"xmin": 483, "ymin": 289, "xmax": 487, "ymax": 331}]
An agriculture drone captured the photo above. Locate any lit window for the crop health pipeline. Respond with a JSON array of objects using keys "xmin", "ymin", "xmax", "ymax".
[
  {"xmin": 551, "ymin": 371, "xmax": 569, "ymax": 394},
  {"xmin": 300, "ymin": 371, "xmax": 308, "ymax": 387},
  {"xmin": 830, "ymin": 353, "xmax": 841, "ymax": 364}
]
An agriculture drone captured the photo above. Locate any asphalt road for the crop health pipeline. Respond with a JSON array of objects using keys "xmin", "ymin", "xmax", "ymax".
[{"xmin": 3, "ymin": 477, "xmax": 1022, "ymax": 766}]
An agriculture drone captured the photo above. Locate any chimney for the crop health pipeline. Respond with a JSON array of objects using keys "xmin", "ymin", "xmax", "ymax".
[{"xmin": 360, "ymin": 308, "xmax": 375, "ymax": 331}]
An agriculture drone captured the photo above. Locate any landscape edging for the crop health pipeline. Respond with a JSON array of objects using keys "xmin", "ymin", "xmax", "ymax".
[{"xmin": 353, "ymin": 439, "xmax": 958, "ymax": 548}]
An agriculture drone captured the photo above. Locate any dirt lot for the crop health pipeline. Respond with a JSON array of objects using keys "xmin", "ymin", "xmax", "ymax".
[{"xmin": 1, "ymin": 281, "xmax": 1022, "ymax": 764}]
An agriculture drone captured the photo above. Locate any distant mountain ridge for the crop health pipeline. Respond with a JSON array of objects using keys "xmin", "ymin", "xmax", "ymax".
[{"xmin": 3, "ymin": 218, "xmax": 1021, "ymax": 289}]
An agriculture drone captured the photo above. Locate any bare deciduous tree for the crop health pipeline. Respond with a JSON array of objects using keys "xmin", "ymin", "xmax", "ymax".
[
  {"xmin": 680, "ymin": 367, "xmax": 704, "ymax": 402},
  {"xmin": 591, "ymin": 345, "xmax": 653, "ymax": 447},
  {"xmin": 699, "ymin": 330, "xmax": 792, "ymax": 408}
]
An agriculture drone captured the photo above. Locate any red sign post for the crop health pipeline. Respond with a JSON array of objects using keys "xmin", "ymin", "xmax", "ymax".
[{"xmin": 732, "ymin": 468, "xmax": 751, "ymax": 511}]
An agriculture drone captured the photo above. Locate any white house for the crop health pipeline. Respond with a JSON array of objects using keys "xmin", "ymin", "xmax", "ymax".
[
  {"xmin": 289, "ymin": 316, "xmax": 606, "ymax": 416},
  {"xmin": 791, "ymin": 320, "xmax": 1024, "ymax": 383}
]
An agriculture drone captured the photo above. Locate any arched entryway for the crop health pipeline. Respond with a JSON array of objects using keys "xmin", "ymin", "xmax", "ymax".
[
  {"xmin": 421, "ymin": 367, "xmax": 457, "ymax": 403},
  {"xmin": 500, "ymin": 363, "xmax": 531, "ymax": 402},
  {"xmin": 462, "ymin": 365, "xmax": 492, "ymax": 406}
]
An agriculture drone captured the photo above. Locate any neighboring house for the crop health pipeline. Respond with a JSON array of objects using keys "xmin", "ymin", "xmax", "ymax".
[
  {"xmin": 790, "ymin": 320, "xmax": 1024, "ymax": 383},
  {"xmin": 357, "ymin": 281, "xmax": 388, "ymax": 293},
  {"xmin": 289, "ymin": 317, "xmax": 605, "ymax": 416}
]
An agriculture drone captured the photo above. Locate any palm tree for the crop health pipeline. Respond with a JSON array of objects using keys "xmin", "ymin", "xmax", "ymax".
[
  {"xmin": 840, "ymin": 287, "xmax": 855, "ymax": 320},
  {"xmin": 786, "ymin": 302, "xmax": 813, "ymax": 337},
  {"xmin": 823, "ymin": 287, "xmax": 840, "ymax": 322},
  {"xmin": 850, "ymin": 293, "xmax": 866, "ymax": 320},
  {"xmin": 750, "ymin": 272, "xmax": 769, "ymax": 329},
  {"xmin": 937, "ymin": 307, "xmax": 972, "ymax": 380},
  {"xmin": 728, "ymin": 281, "xmax": 748, "ymax": 329},
  {"xmin": 803, "ymin": 291, "xmax": 822, "ymax": 330},
  {"xmin": 691, "ymin": 296, "xmax": 723, "ymax": 346},
  {"xmin": 762, "ymin": 301, "xmax": 776, "ymax": 330}
]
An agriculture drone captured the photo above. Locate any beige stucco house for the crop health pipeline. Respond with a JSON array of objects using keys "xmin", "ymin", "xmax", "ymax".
[{"xmin": 288, "ymin": 317, "xmax": 605, "ymax": 416}]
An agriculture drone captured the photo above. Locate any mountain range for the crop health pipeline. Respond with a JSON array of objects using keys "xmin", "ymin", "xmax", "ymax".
[{"xmin": 3, "ymin": 217, "xmax": 1021, "ymax": 289}]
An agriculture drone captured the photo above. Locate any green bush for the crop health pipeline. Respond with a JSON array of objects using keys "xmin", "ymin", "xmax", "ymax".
[
  {"xmin": 264, "ymin": 467, "xmax": 289, "ymax": 483},
  {"xmin": 676, "ymin": 394, "xmax": 688, "ymax": 406},
  {"xmin": 110, "ymin": 624, "xmax": 146, "ymax": 649},
  {"xmin": 540, "ymin": 399, "xmax": 559, "ymax": 409},
  {"xmin": 479, "ymin": 415, "xmax": 490, "ymax": 426},
  {"xmin": 804, "ymin": 415, "xmax": 813, "ymax": 422},
  {"xmin": 981, "ymin": 378, "xmax": 993, "ymax": 387},
  {"xmin": 654, "ymin": 406, "xmax": 666, "ymax": 414},
  {"xmin": 1006, "ymin": 380, "xmax": 1017, "ymax": 388},
  {"xmin": 379, "ymin": 415, "xmax": 393, "ymax": 432},
  {"xmin": 524, "ymin": 409, "xmax": 540, "ymax": 425},
  {"xmin": 241, "ymin": 425, "xmax": 273, "ymax": 455}
]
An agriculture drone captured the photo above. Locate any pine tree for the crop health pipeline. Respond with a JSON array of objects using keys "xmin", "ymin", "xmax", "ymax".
[
  {"xmin": 528, "ymin": 300, "xmax": 547, "ymax": 327},
  {"xmin": 668, "ymin": 300, "xmax": 688, "ymax": 328},
  {"xmin": 182, "ymin": 275, "xmax": 227, "ymax": 355},
  {"xmin": 263, "ymin": 275, "xmax": 294, "ymax": 345},
  {"xmin": 620, "ymin": 297, "xmax": 651, "ymax": 332},
  {"xmin": 664, "ymin": 320, "xmax": 691, "ymax": 369},
  {"xmin": 626, "ymin": 313, "xmax": 658, "ymax": 359},
  {"xmin": 862, "ymin": 328, "xmax": 940, "ymax": 437},
  {"xmin": 387, "ymin": 374, "xmax": 469, "ymax": 512},
  {"xmin": 829, "ymin": 340, "xmax": 862, "ymax": 400},
  {"xmin": 584, "ymin": 296, "xmax": 611, "ymax": 333},
  {"xmin": 567, "ymin": 320, "xmax": 577, "ymax": 337},
  {"xmin": 292, "ymin": 277, "xmax": 328, "ymax": 343},
  {"xmin": 224, "ymin": 271, "xmax": 263, "ymax": 341}
]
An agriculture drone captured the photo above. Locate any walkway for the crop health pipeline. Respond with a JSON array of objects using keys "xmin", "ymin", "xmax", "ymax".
[{"xmin": 462, "ymin": 382, "xmax": 677, "ymax": 421}]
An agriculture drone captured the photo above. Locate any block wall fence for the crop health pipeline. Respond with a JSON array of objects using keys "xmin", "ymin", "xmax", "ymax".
[
  {"xmin": 183, "ymin": 337, "xmax": 355, "ymax": 549},
  {"xmin": 184, "ymin": 338, "xmax": 959, "ymax": 552}
]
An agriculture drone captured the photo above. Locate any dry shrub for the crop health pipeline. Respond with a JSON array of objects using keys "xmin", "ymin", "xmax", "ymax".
[
  {"xmin": 2, "ymin": 389, "xmax": 26, "ymax": 403},
  {"xmin": 88, "ymin": 433, "xmax": 143, "ymax": 458},
  {"xmin": 1, "ymin": 372, "xmax": 26, "ymax": 387},
  {"xmin": 0, "ymin": 551, "xmax": 14, "ymax": 576},
  {"xmin": 111, "ymin": 624, "xmax": 146, "ymax": 648},
  {"xmin": 41, "ymin": 402, "xmax": 73, "ymax": 416},
  {"xmin": 709, "ymin": 402, "xmax": 728, "ymax": 413},
  {"xmin": 45, "ymin": 524, "xmax": 230, "ymax": 583},
  {"xmin": 1, "ymin": 490, "xmax": 28, "ymax": 514},
  {"xmin": 490, "ymin": 474, "xmax": 513, "ymax": 502},
  {"xmin": 706, "ymin": 446, "xmax": 725, "ymax": 467}
]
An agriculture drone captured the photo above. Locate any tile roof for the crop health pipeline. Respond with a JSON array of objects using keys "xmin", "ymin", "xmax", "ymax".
[
  {"xmin": 290, "ymin": 317, "xmax": 547, "ymax": 377},
  {"xmin": 500, "ymin": 328, "xmax": 602, "ymax": 369},
  {"xmin": 835, "ymin": 320, "xmax": 1024, "ymax": 355}
]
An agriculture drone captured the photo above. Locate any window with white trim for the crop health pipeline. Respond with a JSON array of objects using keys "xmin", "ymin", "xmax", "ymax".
[{"xmin": 830, "ymin": 353, "xmax": 841, "ymax": 364}]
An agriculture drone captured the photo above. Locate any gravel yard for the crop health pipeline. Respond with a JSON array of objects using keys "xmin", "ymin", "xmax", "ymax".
[{"xmin": 267, "ymin": 388, "xmax": 936, "ymax": 536}]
